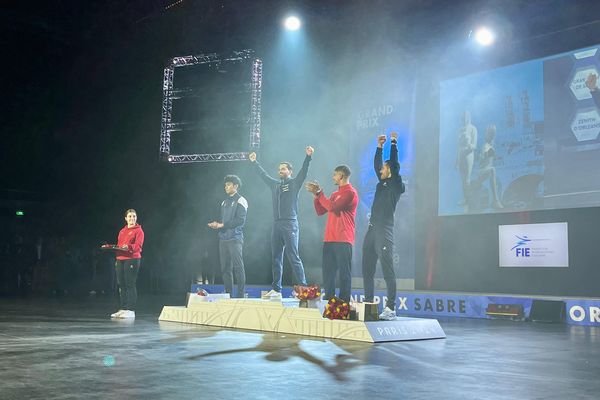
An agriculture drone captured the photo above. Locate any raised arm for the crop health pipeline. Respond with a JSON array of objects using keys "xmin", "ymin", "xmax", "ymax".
[
  {"xmin": 389, "ymin": 132, "xmax": 405, "ymax": 194},
  {"xmin": 294, "ymin": 146, "xmax": 314, "ymax": 186},
  {"xmin": 249, "ymin": 152, "xmax": 278, "ymax": 186},
  {"xmin": 389, "ymin": 133, "xmax": 400, "ymax": 177},
  {"xmin": 374, "ymin": 135, "xmax": 385, "ymax": 181}
]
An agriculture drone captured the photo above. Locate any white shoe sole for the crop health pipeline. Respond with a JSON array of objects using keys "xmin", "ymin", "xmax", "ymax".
[{"xmin": 261, "ymin": 291, "xmax": 281, "ymax": 299}]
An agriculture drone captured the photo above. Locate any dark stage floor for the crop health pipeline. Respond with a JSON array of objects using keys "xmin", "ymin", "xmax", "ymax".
[{"xmin": 1, "ymin": 296, "xmax": 598, "ymax": 400}]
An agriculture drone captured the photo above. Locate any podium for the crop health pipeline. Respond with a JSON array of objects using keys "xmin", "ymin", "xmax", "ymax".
[{"xmin": 159, "ymin": 298, "xmax": 445, "ymax": 343}]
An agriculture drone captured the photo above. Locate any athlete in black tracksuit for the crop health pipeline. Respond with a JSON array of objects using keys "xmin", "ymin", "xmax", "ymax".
[{"xmin": 362, "ymin": 134, "xmax": 405, "ymax": 311}]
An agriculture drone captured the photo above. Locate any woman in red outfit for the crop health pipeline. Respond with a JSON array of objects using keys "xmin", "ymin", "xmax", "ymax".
[{"xmin": 110, "ymin": 209, "xmax": 144, "ymax": 319}]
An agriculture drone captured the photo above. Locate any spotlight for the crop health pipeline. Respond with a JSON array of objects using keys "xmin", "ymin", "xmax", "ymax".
[
  {"xmin": 284, "ymin": 16, "xmax": 301, "ymax": 31},
  {"xmin": 474, "ymin": 27, "xmax": 495, "ymax": 46}
]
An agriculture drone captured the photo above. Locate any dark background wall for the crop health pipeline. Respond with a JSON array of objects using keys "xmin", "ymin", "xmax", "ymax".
[{"xmin": 2, "ymin": 0, "xmax": 600, "ymax": 296}]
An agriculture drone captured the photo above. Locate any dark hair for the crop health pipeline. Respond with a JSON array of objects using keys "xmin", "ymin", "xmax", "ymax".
[
  {"xmin": 334, "ymin": 165, "xmax": 351, "ymax": 178},
  {"xmin": 224, "ymin": 175, "xmax": 242, "ymax": 187},
  {"xmin": 125, "ymin": 208, "xmax": 137, "ymax": 217},
  {"xmin": 279, "ymin": 162, "xmax": 293, "ymax": 172}
]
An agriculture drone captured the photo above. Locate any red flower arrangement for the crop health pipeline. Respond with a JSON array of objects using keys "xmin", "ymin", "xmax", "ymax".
[
  {"xmin": 322, "ymin": 296, "xmax": 350, "ymax": 320},
  {"xmin": 293, "ymin": 285, "xmax": 321, "ymax": 300}
]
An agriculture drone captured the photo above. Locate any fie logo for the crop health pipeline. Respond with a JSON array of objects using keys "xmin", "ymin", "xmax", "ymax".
[{"xmin": 511, "ymin": 235, "xmax": 532, "ymax": 257}]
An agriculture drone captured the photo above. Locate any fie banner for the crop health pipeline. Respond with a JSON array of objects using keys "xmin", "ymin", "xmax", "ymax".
[{"xmin": 499, "ymin": 222, "xmax": 569, "ymax": 267}]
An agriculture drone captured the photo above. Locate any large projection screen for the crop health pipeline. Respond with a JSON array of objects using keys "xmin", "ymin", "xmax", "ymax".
[{"xmin": 439, "ymin": 45, "xmax": 600, "ymax": 216}]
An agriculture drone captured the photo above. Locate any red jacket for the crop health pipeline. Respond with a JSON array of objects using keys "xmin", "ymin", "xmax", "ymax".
[
  {"xmin": 314, "ymin": 183, "xmax": 358, "ymax": 244},
  {"xmin": 116, "ymin": 224, "xmax": 144, "ymax": 260}
]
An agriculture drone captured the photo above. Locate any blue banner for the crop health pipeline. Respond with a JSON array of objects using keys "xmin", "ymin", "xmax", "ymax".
[
  {"xmin": 565, "ymin": 300, "xmax": 600, "ymax": 326},
  {"xmin": 190, "ymin": 285, "xmax": 597, "ymax": 326}
]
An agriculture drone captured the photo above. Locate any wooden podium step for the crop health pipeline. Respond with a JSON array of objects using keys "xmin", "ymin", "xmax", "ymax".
[{"xmin": 159, "ymin": 298, "xmax": 445, "ymax": 343}]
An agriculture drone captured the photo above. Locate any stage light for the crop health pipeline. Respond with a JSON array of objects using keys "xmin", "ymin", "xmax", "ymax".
[
  {"xmin": 474, "ymin": 27, "xmax": 495, "ymax": 46},
  {"xmin": 284, "ymin": 16, "xmax": 301, "ymax": 31}
]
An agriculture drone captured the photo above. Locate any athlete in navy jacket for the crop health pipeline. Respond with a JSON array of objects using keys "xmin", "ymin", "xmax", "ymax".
[
  {"xmin": 208, "ymin": 175, "xmax": 248, "ymax": 298},
  {"xmin": 249, "ymin": 146, "xmax": 313, "ymax": 297}
]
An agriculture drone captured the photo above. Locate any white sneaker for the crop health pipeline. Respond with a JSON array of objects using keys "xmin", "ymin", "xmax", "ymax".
[
  {"xmin": 120, "ymin": 310, "xmax": 136, "ymax": 319},
  {"xmin": 261, "ymin": 289, "xmax": 281, "ymax": 299},
  {"xmin": 379, "ymin": 307, "xmax": 397, "ymax": 321},
  {"xmin": 110, "ymin": 310, "xmax": 125, "ymax": 318}
]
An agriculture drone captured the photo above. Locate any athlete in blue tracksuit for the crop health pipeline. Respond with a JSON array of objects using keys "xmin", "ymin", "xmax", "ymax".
[
  {"xmin": 249, "ymin": 146, "xmax": 314, "ymax": 295},
  {"xmin": 208, "ymin": 175, "xmax": 248, "ymax": 298}
]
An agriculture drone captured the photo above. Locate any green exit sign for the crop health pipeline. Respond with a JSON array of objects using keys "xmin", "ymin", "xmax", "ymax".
[{"xmin": 16, "ymin": 210, "xmax": 25, "ymax": 216}]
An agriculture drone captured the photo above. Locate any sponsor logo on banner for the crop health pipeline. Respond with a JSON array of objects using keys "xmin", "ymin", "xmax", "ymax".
[
  {"xmin": 355, "ymin": 104, "xmax": 394, "ymax": 130},
  {"xmin": 190, "ymin": 285, "xmax": 597, "ymax": 326},
  {"xmin": 566, "ymin": 300, "xmax": 600, "ymax": 326},
  {"xmin": 350, "ymin": 293, "xmax": 469, "ymax": 316},
  {"xmin": 365, "ymin": 319, "xmax": 446, "ymax": 341},
  {"xmin": 570, "ymin": 108, "xmax": 600, "ymax": 142},
  {"xmin": 499, "ymin": 222, "xmax": 569, "ymax": 267},
  {"xmin": 569, "ymin": 66, "xmax": 599, "ymax": 100}
]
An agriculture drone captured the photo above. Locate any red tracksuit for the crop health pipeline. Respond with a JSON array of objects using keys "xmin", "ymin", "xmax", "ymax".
[
  {"xmin": 116, "ymin": 224, "xmax": 144, "ymax": 260},
  {"xmin": 314, "ymin": 183, "xmax": 358, "ymax": 244},
  {"xmin": 313, "ymin": 183, "xmax": 358, "ymax": 301}
]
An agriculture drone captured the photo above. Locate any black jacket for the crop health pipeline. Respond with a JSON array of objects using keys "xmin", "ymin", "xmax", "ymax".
[{"xmin": 369, "ymin": 142, "xmax": 405, "ymax": 230}]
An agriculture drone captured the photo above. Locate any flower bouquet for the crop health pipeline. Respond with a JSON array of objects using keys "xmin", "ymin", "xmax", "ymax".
[
  {"xmin": 293, "ymin": 285, "xmax": 321, "ymax": 300},
  {"xmin": 322, "ymin": 296, "xmax": 350, "ymax": 320}
]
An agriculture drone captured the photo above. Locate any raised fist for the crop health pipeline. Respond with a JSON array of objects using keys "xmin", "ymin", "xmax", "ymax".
[
  {"xmin": 390, "ymin": 131, "xmax": 398, "ymax": 141},
  {"xmin": 248, "ymin": 152, "xmax": 257, "ymax": 162},
  {"xmin": 377, "ymin": 134, "xmax": 387, "ymax": 147},
  {"xmin": 306, "ymin": 146, "xmax": 314, "ymax": 156}
]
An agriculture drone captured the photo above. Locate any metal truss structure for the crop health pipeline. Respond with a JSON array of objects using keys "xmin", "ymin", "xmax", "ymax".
[{"xmin": 159, "ymin": 49, "xmax": 262, "ymax": 163}]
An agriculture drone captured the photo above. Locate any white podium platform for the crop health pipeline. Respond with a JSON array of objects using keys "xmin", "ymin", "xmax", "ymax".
[{"xmin": 159, "ymin": 298, "xmax": 445, "ymax": 343}]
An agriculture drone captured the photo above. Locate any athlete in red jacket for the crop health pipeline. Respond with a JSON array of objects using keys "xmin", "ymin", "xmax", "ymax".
[
  {"xmin": 306, "ymin": 165, "xmax": 358, "ymax": 301},
  {"xmin": 111, "ymin": 209, "xmax": 144, "ymax": 319}
]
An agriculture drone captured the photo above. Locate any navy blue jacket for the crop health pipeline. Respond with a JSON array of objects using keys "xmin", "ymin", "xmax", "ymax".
[
  {"xmin": 369, "ymin": 143, "xmax": 405, "ymax": 230},
  {"xmin": 254, "ymin": 155, "xmax": 311, "ymax": 221},
  {"xmin": 218, "ymin": 192, "xmax": 248, "ymax": 242}
]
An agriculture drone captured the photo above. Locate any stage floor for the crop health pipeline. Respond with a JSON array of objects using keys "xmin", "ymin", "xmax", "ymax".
[{"xmin": 1, "ymin": 296, "xmax": 598, "ymax": 400}]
